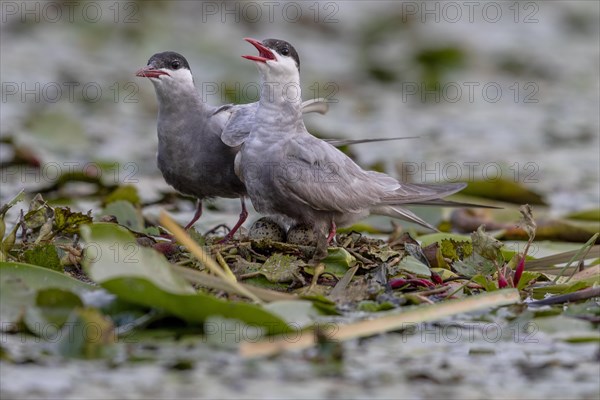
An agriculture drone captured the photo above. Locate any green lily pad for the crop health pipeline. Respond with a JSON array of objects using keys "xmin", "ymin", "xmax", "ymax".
[
  {"xmin": 516, "ymin": 270, "xmax": 541, "ymax": 290},
  {"xmin": 23, "ymin": 288, "xmax": 84, "ymax": 336},
  {"xmin": 305, "ymin": 248, "xmax": 355, "ymax": 279},
  {"xmin": 396, "ymin": 255, "xmax": 431, "ymax": 277},
  {"xmin": 454, "ymin": 253, "xmax": 497, "ymax": 278},
  {"xmin": 101, "ymin": 200, "xmax": 144, "ymax": 232},
  {"xmin": 104, "ymin": 185, "xmax": 141, "ymax": 206},
  {"xmin": 460, "ymin": 179, "xmax": 545, "ymax": 205},
  {"xmin": 322, "ymin": 247, "xmax": 355, "ymax": 277},
  {"xmin": 80, "ymin": 223, "xmax": 292, "ymax": 335},
  {"xmin": 531, "ymin": 281, "xmax": 592, "ymax": 299},
  {"xmin": 471, "ymin": 274, "xmax": 497, "ymax": 291},
  {"xmin": 564, "ymin": 208, "xmax": 600, "ymax": 222},
  {"xmin": 0, "ymin": 262, "xmax": 93, "ymax": 292},
  {"xmin": 531, "ymin": 315, "xmax": 599, "ymax": 342},
  {"xmin": 264, "ymin": 300, "xmax": 322, "ymax": 328},
  {"xmin": 431, "ymin": 268, "xmax": 458, "ymax": 281},
  {"xmin": 418, "ymin": 232, "xmax": 472, "ymax": 247},
  {"xmin": 57, "ymin": 307, "xmax": 116, "ymax": 359},
  {"xmin": 0, "ymin": 262, "xmax": 94, "ymax": 330}
]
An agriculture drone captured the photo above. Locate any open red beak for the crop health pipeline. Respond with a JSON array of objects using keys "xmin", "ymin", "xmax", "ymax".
[
  {"xmin": 242, "ymin": 38, "xmax": 276, "ymax": 63},
  {"xmin": 135, "ymin": 66, "xmax": 170, "ymax": 78}
]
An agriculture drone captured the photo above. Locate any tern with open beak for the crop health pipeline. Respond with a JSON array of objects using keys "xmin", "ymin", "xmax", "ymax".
[{"xmin": 237, "ymin": 38, "xmax": 473, "ymax": 260}]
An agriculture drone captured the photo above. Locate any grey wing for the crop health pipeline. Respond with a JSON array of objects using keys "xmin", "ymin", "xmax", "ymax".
[
  {"xmin": 218, "ymin": 103, "xmax": 259, "ymax": 147},
  {"xmin": 277, "ymin": 136, "xmax": 389, "ymax": 213},
  {"xmin": 364, "ymin": 170, "xmax": 467, "ymax": 204},
  {"xmin": 219, "ymin": 99, "xmax": 331, "ymax": 148},
  {"xmin": 300, "ymin": 98, "xmax": 329, "ymax": 115},
  {"xmin": 278, "ymin": 137, "xmax": 468, "ymax": 213}
]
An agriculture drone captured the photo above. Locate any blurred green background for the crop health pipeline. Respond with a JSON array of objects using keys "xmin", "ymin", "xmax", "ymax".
[{"xmin": 1, "ymin": 1, "xmax": 598, "ymax": 218}]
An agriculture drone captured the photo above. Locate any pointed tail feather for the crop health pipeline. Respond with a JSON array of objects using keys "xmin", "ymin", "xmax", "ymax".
[
  {"xmin": 381, "ymin": 182, "xmax": 467, "ymax": 205},
  {"xmin": 408, "ymin": 198, "xmax": 502, "ymax": 209},
  {"xmin": 325, "ymin": 136, "xmax": 419, "ymax": 147},
  {"xmin": 372, "ymin": 206, "xmax": 439, "ymax": 232}
]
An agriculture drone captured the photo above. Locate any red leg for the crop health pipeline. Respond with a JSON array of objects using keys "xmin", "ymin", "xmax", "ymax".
[
  {"xmin": 220, "ymin": 197, "xmax": 248, "ymax": 243},
  {"xmin": 184, "ymin": 200, "xmax": 203, "ymax": 230},
  {"xmin": 326, "ymin": 221, "xmax": 336, "ymax": 244}
]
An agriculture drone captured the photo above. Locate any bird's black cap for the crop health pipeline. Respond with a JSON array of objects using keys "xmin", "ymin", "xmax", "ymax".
[
  {"xmin": 147, "ymin": 51, "xmax": 191, "ymax": 71},
  {"xmin": 262, "ymin": 39, "xmax": 300, "ymax": 71}
]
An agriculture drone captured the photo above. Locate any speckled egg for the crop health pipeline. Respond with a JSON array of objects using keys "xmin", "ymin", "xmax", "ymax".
[
  {"xmin": 248, "ymin": 217, "xmax": 286, "ymax": 242},
  {"xmin": 286, "ymin": 223, "xmax": 316, "ymax": 246}
]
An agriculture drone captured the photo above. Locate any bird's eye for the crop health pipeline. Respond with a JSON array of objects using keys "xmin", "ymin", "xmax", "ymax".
[
  {"xmin": 171, "ymin": 60, "xmax": 180, "ymax": 69},
  {"xmin": 281, "ymin": 47, "xmax": 289, "ymax": 56}
]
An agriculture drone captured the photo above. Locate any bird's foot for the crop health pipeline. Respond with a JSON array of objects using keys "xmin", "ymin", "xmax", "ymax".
[
  {"xmin": 183, "ymin": 200, "xmax": 203, "ymax": 231},
  {"xmin": 217, "ymin": 198, "xmax": 249, "ymax": 243}
]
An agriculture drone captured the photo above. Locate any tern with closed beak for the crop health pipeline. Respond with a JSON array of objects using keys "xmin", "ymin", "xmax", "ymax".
[
  {"xmin": 137, "ymin": 51, "xmax": 336, "ymax": 239},
  {"xmin": 237, "ymin": 38, "xmax": 471, "ymax": 260}
]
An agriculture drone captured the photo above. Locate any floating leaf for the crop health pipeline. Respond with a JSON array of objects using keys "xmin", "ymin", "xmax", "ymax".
[
  {"xmin": 53, "ymin": 207, "xmax": 93, "ymax": 235},
  {"xmin": 57, "ymin": 308, "xmax": 116, "ymax": 359},
  {"xmin": 320, "ymin": 248, "xmax": 354, "ymax": 278},
  {"xmin": 421, "ymin": 242, "xmax": 448, "ymax": 269},
  {"xmin": 530, "ymin": 315, "xmax": 599, "ymax": 342},
  {"xmin": 531, "ymin": 281, "xmax": 591, "ymax": 299},
  {"xmin": 103, "ymin": 185, "xmax": 140, "ymax": 206},
  {"xmin": 357, "ymin": 300, "xmax": 396, "ymax": 312},
  {"xmin": 300, "ymin": 294, "xmax": 339, "ymax": 315},
  {"xmin": 516, "ymin": 270, "xmax": 541, "ymax": 290},
  {"xmin": 259, "ymin": 254, "xmax": 305, "ymax": 284},
  {"xmin": 503, "ymin": 219, "xmax": 599, "ymax": 242},
  {"xmin": 460, "ymin": 179, "xmax": 545, "ymax": 205},
  {"xmin": 471, "ymin": 226, "xmax": 504, "ymax": 262},
  {"xmin": 418, "ymin": 232, "xmax": 472, "ymax": 247},
  {"xmin": 454, "ymin": 253, "xmax": 496, "ymax": 278},
  {"xmin": 440, "ymin": 238, "xmax": 473, "ymax": 261},
  {"xmin": 472, "ymin": 274, "xmax": 498, "ymax": 291},
  {"xmin": 101, "ymin": 200, "xmax": 144, "ymax": 232},
  {"xmin": 430, "ymin": 267, "xmax": 458, "ymax": 281},
  {"xmin": 23, "ymin": 288, "xmax": 85, "ymax": 335},
  {"xmin": 0, "ymin": 189, "xmax": 25, "ymax": 217},
  {"xmin": 23, "ymin": 244, "xmax": 62, "ymax": 271},
  {"xmin": 264, "ymin": 300, "xmax": 322, "ymax": 328},
  {"xmin": 396, "ymin": 255, "xmax": 431, "ymax": 277},
  {"xmin": 80, "ymin": 223, "xmax": 292, "ymax": 335},
  {"xmin": 23, "ymin": 195, "xmax": 52, "ymax": 230},
  {"xmin": 565, "ymin": 208, "xmax": 600, "ymax": 221},
  {"xmin": 0, "ymin": 262, "xmax": 93, "ymax": 330},
  {"xmin": 0, "ymin": 262, "xmax": 93, "ymax": 292}
]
